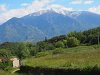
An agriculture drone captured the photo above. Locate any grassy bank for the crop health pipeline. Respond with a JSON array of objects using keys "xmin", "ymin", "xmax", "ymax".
[
  {"xmin": 23, "ymin": 45, "xmax": 100, "ymax": 69},
  {"xmin": 0, "ymin": 70, "xmax": 19, "ymax": 75}
]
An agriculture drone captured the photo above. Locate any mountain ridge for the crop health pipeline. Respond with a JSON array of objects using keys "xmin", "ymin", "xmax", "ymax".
[{"xmin": 0, "ymin": 9, "xmax": 100, "ymax": 42}]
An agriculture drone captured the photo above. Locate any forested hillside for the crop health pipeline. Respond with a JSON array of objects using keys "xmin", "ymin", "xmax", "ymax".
[{"xmin": 0, "ymin": 27, "xmax": 100, "ymax": 70}]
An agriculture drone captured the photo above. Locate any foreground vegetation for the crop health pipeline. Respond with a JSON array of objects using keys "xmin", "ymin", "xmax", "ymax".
[
  {"xmin": 23, "ymin": 45, "xmax": 100, "ymax": 69},
  {"xmin": 0, "ymin": 26, "xmax": 100, "ymax": 71},
  {"xmin": 0, "ymin": 70, "xmax": 19, "ymax": 75}
]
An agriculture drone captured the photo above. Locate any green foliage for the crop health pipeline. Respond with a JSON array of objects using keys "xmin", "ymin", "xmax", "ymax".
[
  {"xmin": 92, "ymin": 45, "xmax": 100, "ymax": 49},
  {"xmin": 62, "ymin": 40, "xmax": 67, "ymax": 47},
  {"xmin": 15, "ymin": 43, "xmax": 30, "ymax": 59},
  {"xmin": 23, "ymin": 45, "xmax": 100, "ymax": 69},
  {"xmin": 67, "ymin": 37, "xmax": 80, "ymax": 47},
  {"xmin": 0, "ymin": 42, "xmax": 36, "ymax": 59},
  {"xmin": 0, "ymin": 70, "xmax": 19, "ymax": 75},
  {"xmin": 29, "ymin": 46, "xmax": 37, "ymax": 56},
  {"xmin": 67, "ymin": 32, "xmax": 86, "ymax": 43},
  {"xmin": 52, "ymin": 48, "xmax": 64, "ymax": 54},
  {"xmin": 45, "ymin": 43, "xmax": 55, "ymax": 50},
  {"xmin": 0, "ymin": 61, "xmax": 12, "ymax": 71},
  {"xmin": 35, "ymin": 52, "xmax": 49, "ymax": 57},
  {"xmin": 36, "ymin": 42, "xmax": 56, "ymax": 51},
  {"xmin": 83, "ymin": 27, "xmax": 100, "ymax": 44},
  {"xmin": 36, "ymin": 42, "xmax": 47, "ymax": 52},
  {"xmin": 48, "ymin": 35, "xmax": 67, "ymax": 44},
  {"xmin": 0, "ymin": 27, "xmax": 100, "ymax": 71},
  {"xmin": 0, "ymin": 49, "xmax": 12, "ymax": 61},
  {"xmin": 62, "ymin": 40, "xmax": 67, "ymax": 45},
  {"xmin": 55, "ymin": 41, "xmax": 65, "ymax": 48},
  {"xmin": 67, "ymin": 27, "xmax": 100, "ymax": 45}
]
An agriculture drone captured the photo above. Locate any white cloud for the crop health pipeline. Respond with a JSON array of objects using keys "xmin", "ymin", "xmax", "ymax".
[
  {"xmin": 88, "ymin": 5, "xmax": 100, "ymax": 14},
  {"xmin": 0, "ymin": 4, "xmax": 7, "ymax": 12},
  {"xmin": 0, "ymin": 0, "xmax": 55, "ymax": 24},
  {"xmin": 84, "ymin": 0, "xmax": 94, "ymax": 4},
  {"xmin": 70, "ymin": 0, "xmax": 82, "ymax": 4},
  {"xmin": 0, "ymin": 0, "xmax": 76, "ymax": 24},
  {"xmin": 70, "ymin": 0, "xmax": 94, "ymax": 4},
  {"xmin": 21, "ymin": 3, "xmax": 29, "ymax": 7},
  {"xmin": 48, "ymin": 4, "xmax": 74, "ymax": 11},
  {"xmin": 0, "ymin": 8, "xmax": 27, "ymax": 24},
  {"xmin": 27, "ymin": 0, "xmax": 54, "ymax": 12}
]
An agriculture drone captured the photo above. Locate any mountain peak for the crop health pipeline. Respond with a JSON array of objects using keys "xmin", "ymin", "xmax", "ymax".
[
  {"xmin": 28, "ymin": 8, "xmax": 82, "ymax": 18},
  {"xmin": 0, "ymin": 8, "xmax": 100, "ymax": 42},
  {"xmin": 28, "ymin": 8, "xmax": 73, "ymax": 16}
]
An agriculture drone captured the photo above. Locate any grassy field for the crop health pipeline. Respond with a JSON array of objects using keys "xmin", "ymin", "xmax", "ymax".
[
  {"xmin": 0, "ymin": 70, "xmax": 19, "ymax": 75},
  {"xmin": 23, "ymin": 45, "xmax": 100, "ymax": 69}
]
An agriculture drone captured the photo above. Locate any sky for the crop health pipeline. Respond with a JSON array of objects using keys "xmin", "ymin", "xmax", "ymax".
[{"xmin": 0, "ymin": 0, "xmax": 100, "ymax": 24}]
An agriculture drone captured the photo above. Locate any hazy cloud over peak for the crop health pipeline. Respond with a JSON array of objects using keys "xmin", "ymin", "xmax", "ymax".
[
  {"xmin": 0, "ymin": 4, "xmax": 7, "ymax": 12},
  {"xmin": 70, "ymin": 0, "xmax": 94, "ymax": 4},
  {"xmin": 0, "ymin": 0, "xmax": 99, "ymax": 24}
]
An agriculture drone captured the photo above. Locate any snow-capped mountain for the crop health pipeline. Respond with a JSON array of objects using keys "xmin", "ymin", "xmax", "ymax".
[
  {"xmin": 0, "ymin": 9, "xmax": 100, "ymax": 42},
  {"xmin": 29, "ymin": 8, "xmax": 82, "ymax": 17},
  {"xmin": 29, "ymin": 9, "xmax": 71, "ymax": 16}
]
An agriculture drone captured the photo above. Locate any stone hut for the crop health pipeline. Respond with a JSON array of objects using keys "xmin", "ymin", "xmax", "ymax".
[
  {"xmin": 0, "ymin": 57, "xmax": 20, "ymax": 68},
  {"xmin": 10, "ymin": 57, "xmax": 20, "ymax": 68}
]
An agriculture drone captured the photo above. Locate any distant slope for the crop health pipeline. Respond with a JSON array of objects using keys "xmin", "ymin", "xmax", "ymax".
[
  {"xmin": 0, "ymin": 9, "xmax": 100, "ymax": 42},
  {"xmin": 0, "ymin": 18, "xmax": 45, "ymax": 42},
  {"xmin": 22, "ymin": 10, "xmax": 81, "ymax": 37},
  {"xmin": 75, "ymin": 11, "xmax": 100, "ymax": 29}
]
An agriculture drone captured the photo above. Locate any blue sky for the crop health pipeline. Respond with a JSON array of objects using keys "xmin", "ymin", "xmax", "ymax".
[
  {"xmin": 0, "ymin": 0, "xmax": 100, "ymax": 24},
  {"xmin": 0, "ymin": 0, "xmax": 100, "ymax": 10},
  {"xmin": 0, "ymin": 0, "xmax": 33, "ymax": 9}
]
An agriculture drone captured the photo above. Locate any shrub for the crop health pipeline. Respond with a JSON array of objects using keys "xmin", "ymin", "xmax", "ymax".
[
  {"xmin": 46, "ymin": 43, "xmax": 55, "ymax": 50},
  {"xmin": 67, "ymin": 37, "xmax": 80, "ymax": 47},
  {"xmin": 55, "ymin": 41, "xmax": 65, "ymax": 48},
  {"xmin": 52, "ymin": 48, "xmax": 64, "ymax": 54},
  {"xmin": 62, "ymin": 40, "xmax": 68, "ymax": 48},
  {"xmin": 0, "ymin": 61, "xmax": 12, "ymax": 70}
]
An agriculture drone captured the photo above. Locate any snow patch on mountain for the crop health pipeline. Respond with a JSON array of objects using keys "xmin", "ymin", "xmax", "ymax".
[{"xmin": 28, "ymin": 8, "xmax": 82, "ymax": 18}]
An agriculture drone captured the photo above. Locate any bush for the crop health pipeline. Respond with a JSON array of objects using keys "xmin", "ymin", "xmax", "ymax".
[
  {"xmin": 0, "ymin": 61, "xmax": 12, "ymax": 70},
  {"xmin": 67, "ymin": 37, "xmax": 80, "ymax": 47},
  {"xmin": 62, "ymin": 40, "xmax": 68, "ymax": 48},
  {"xmin": 55, "ymin": 41, "xmax": 65, "ymax": 48},
  {"xmin": 46, "ymin": 43, "xmax": 55, "ymax": 50},
  {"xmin": 52, "ymin": 48, "xmax": 64, "ymax": 54},
  {"xmin": 35, "ymin": 52, "xmax": 49, "ymax": 57}
]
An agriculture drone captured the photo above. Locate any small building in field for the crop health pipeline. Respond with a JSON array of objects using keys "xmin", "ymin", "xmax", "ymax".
[
  {"xmin": 0, "ymin": 57, "xmax": 20, "ymax": 68},
  {"xmin": 10, "ymin": 57, "xmax": 20, "ymax": 68}
]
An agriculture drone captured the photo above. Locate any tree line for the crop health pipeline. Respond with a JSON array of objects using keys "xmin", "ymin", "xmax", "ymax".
[{"xmin": 0, "ymin": 26, "xmax": 100, "ymax": 70}]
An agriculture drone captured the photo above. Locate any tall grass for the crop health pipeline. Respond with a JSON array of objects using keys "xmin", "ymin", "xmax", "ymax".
[
  {"xmin": 23, "ymin": 45, "xmax": 100, "ymax": 69},
  {"xmin": 0, "ymin": 70, "xmax": 19, "ymax": 75}
]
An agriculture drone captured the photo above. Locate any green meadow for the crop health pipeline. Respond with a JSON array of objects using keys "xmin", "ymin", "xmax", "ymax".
[
  {"xmin": 0, "ymin": 70, "xmax": 19, "ymax": 75},
  {"xmin": 23, "ymin": 45, "xmax": 100, "ymax": 69}
]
